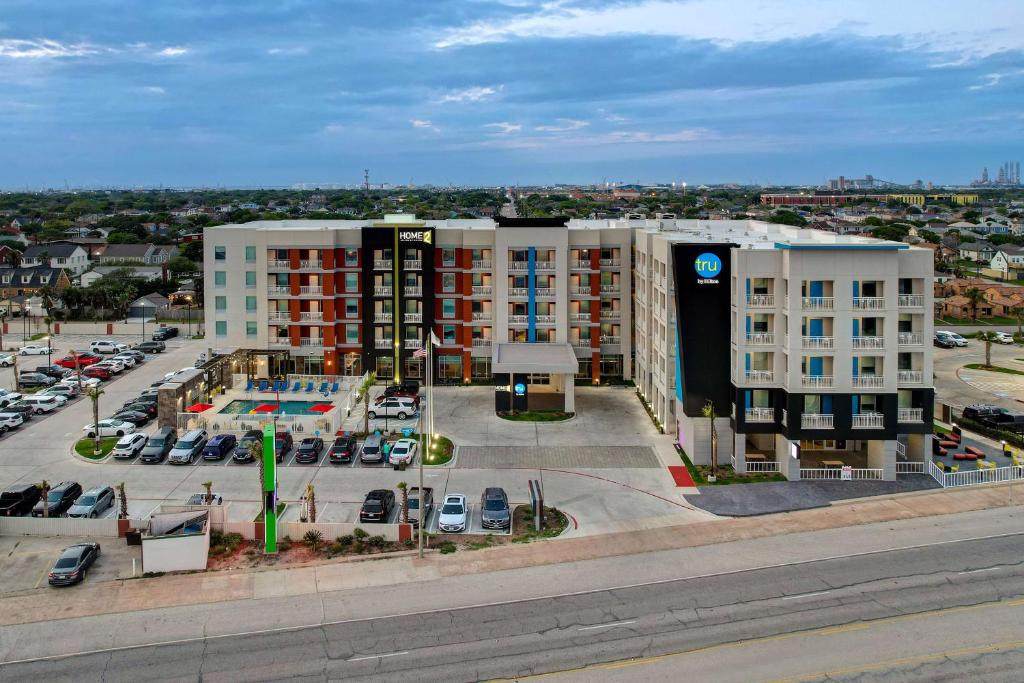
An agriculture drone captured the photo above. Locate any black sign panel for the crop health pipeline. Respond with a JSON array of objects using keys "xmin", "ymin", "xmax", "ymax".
[{"xmin": 671, "ymin": 242, "xmax": 734, "ymax": 417}]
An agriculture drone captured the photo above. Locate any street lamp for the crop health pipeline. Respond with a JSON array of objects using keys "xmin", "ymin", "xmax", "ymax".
[{"xmin": 184, "ymin": 295, "xmax": 193, "ymax": 339}]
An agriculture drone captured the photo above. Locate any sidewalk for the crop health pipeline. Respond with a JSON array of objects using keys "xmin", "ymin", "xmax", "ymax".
[{"xmin": 0, "ymin": 482, "xmax": 1021, "ymax": 628}]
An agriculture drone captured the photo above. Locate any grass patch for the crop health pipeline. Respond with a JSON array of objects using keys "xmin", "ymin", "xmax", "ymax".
[
  {"xmin": 934, "ymin": 422, "xmax": 951, "ymax": 435},
  {"xmin": 936, "ymin": 316, "xmax": 1018, "ymax": 326},
  {"xmin": 251, "ymin": 501, "xmax": 287, "ymax": 522},
  {"xmin": 675, "ymin": 446, "xmax": 786, "ymax": 485},
  {"xmin": 511, "ymin": 505, "xmax": 568, "ymax": 543},
  {"xmin": 964, "ymin": 363, "xmax": 1024, "ymax": 376},
  {"xmin": 497, "ymin": 410, "xmax": 574, "ymax": 422},
  {"xmin": 74, "ymin": 437, "xmax": 118, "ymax": 459}
]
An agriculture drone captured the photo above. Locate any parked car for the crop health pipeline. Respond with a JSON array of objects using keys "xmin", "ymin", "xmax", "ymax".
[
  {"xmin": 374, "ymin": 392, "xmax": 420, "ymax": 409},
  {"xmin": 110, "ymin": 410, "xmax": 151, "ymax": 427},
  {"xmin": 82, "ymin": 420, "xmax": 135, "ymax": 438},
  {"xmin": 0, "ymin": 354, "xmax": 13, "ymax": 367},
  {"xmin": 41, "ymin": 384, "xmax": 78, "ymax": 399},
  {"xmin": 17, "ymin": 372, "xmax": 57, "ymax": 388},
  {"xmin": 47, "ymin": 543, "xmax": 101, "ymax": 586},
  {"xmin": 328, "ymin": 433, "xmax": 358, "ymax": 464},
  {"xmin": 91, "ymin": 359, "xmax": 125, "ymax": 374},
  {"xmin": 110, "ymin": 353, "xmax": 136, "ymax": 368},
  {"xmin": 168, "ymin": 428, "xmax": 207, "ymax": 464},
  {"xmin": 933, "ymin": 334, "xmax": 955, "ymax": 349},
  {"xmin": 140, "ymin": 427, "xmax": 176, "ymax": 463},
  {"xmin": 62, "ymin": 374, "xmax": 101, "ymax": 389},
  {"xmin": 388, "ymin": 438, "xmax": 418, "ymax": 469},
  {"xmin": 294, "ymin": 437, "xmax": 324, "ymax": 464},
  {"xmin": 4, "ymin": 402, "xmax": 35, "ymax": 421},
  {"xmin": 993, "ymin": 331, "xmax": 1016, "ymax": 344},
  {"xmin": 55, "ymin": 352, "xmax": 101, "ymax": 369},
  {"xmin": 121, "ymin": 401, "xmax": 157, "ymax": 418},
  {"xmin": 18, "ymin": 344, "xmax": 51, "ymax": 356},
  {"xmin": 81, "ymin": 366, "xmax": 113, "ymax": 381},
  {"xmin": 0, "ymin": 389, "xmax": 23, "ymax": 407},
  {"xmin": 0, "ymin": 412, "xmax": 25, "ymax": 433},
  {"xmin": 359, "ymin": 433, "xmax": 384, "ymax": 463},
  {"xmin": 20, "ymin": 395, "xmax": 61, "ymax": 413},
  {"xmin": 112, "ymin": 433, "xmax": 148, "ymax": 458},
  {"xmin": 366, "ymin": 397, "xmax": 417, "ymax": 420},
  {"xmin": 185, "ymin": 492, "xmax": 223, "ymax": 505},
  {"xmin": 438, "ymin": 493, "xmax": 468, "ymax": 532},
  {"xmin": 39, "ymin": 392, "xmax": 68, "ymax": 407},
  {"xmin": 152, "ymin": 326, "xmax": 179, "ymax": 341},
  {"xmin": 963, "ymin": 404, "xmax": 1002, "ymax": 421},
  {"xmin": 233, "ymin": 430, "xmax": 264, "ymax": 463},
  {"xmin": 67, "ymin": 486, "xmax": 115, "ymax": 518},
  {"xmin": 0, "ymin": 483, "xmax": 40, "ymax": 516},
  {"xmin": 90, "ymin": 340, "xmax": 128, "ymax": 354},
  {"xmin": 133, "ymin": 341, "xmax": 166, "ymax": 353},
  {"xmin": 274, "ymin": 431, "xmax": 293, "ymax": 462},
  {"xmin": 117, "ymin": 349, "xmax": 145, "ymax": 362},
  {"xmin": 383, "ymin": 380, "xmax": 420, "ymax": 397},
  {"xmin": 935, "ymin": 330, "xmax": 968, "ymax": 347},
  {"xmin": 480, "ymin": 487, "xmax": 511, "ymax": 530},
  {"xmin": 32, "ymin": 481, "xmax": 83, "ymax": 517},
  {"xmin": 407, "ymin": 486, "xmax": 433, "ymax": 529},
  {"xmin": 35, "ymin": 365, "xmax": 72, "ymax": 380},
  {"xmin": 359, "ymin": 489, "xmax": 396, "ymax": 523},
  {"xmin": 202, "ymin": 433, "xmax": 237, "ymax": 461}
]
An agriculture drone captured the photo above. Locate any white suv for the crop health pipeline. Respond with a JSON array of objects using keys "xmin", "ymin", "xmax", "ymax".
[
  {"xmin": 0, "ymin": 413, "xmax": 24, "ymax": 432},
  {"xmin": 20, "ymin": 395, "xmax": 60, "ymax": 414},
  {"xmin": 367, "ymin": 397, "xmax": 417, "ymax": 420},
  {"xmin": 90, "ymin": 340, "xmax": 128, "ymax": 354}
]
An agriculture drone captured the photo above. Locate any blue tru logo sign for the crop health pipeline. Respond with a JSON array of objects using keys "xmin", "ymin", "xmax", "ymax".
[{"xmin": 694, "ymin": 252, "xmax": 722, "ymax": 284}]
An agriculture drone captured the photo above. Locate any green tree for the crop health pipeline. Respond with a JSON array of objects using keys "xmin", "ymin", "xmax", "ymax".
[
  {"xmin": 768, "ymin": 210, "xmax": 806, "ymax": 227},
  {"xmin": 964, "ymin": 287, "xmax": 985, "ymax": 320},
  {"xmin": 36, "ymin": 480, "xmax": 51, "ymax": 518},
  {"xmin": 977, "ymin": 331, "xmax": 998, "ymax": 367},
  {"xmin": 701, "ymin": 400, "xmax": 718, "ymax": 481},
  {"xmin": 167, "ymin": 256, "xmax": 197, "ymax": 276},
  {"xmin": 86, "ymin": 386, "xmax": 104, "ymax": 455},
  {"xmin": 116, "ymin": 482, "xmax": 128, "ymax": 519},
  {"xmin": 397, "ymin": 481, "xmax": 409, "ymax": 524}
]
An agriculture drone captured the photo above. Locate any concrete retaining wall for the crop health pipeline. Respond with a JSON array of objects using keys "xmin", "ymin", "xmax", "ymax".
[
  {"xmin": 279, "ymin": 521, "xmax": 408, "ymax": 543},
  {"xmin": 0, "ymin": 516, "xmax": 120, "ymax": 537}
]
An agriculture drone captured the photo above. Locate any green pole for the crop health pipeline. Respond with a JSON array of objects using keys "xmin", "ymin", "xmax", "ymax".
[{"xmin": 262, "ymin": 422, "xmax": 278, "ymax": 553}]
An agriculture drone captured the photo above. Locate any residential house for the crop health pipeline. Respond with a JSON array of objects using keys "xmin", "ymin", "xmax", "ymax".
[
  {"xmin": 128, "ymin": 292, "xmax": 170, "ymax": 319},
  {"xmin": 990, "ymin": 246, "xmax": 1024, "ymax": 279},
  {"xmin": 936, "ymin": 277, "xmax": 989, "ymax": 298},
  {"xmin": 957, "ymin": 241, "xmax": 995, "ymax": 262},
  {"xmin": 0, "ymin": 227, "xmax": 28, "ymax": 245},
  {"xmin": 79, "ymin": 265, "xmax": 165, "ymax": 287},
  {"xmin": 0, "ymin": 266, "xmax": 71, "ymax": 299},
  {"xmin": 8, "ymin": 217, "xmax": 32, "ymax": 229},
  {"xmin": 20, "ymin": 242, "xmax": 90, "ymax": 275},
  {"xmin": 97, "ymin": 243, "xmax": 177, "ymax": 265},
  {"xmin": 940, "ymin": 294, "xmax": 993, "ymax": 319}
]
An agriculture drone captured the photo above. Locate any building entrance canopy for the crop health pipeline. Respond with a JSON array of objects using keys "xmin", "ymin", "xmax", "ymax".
[{"xmin": 492, "ymin": 343, "xmax": 579, "ymax": 375}]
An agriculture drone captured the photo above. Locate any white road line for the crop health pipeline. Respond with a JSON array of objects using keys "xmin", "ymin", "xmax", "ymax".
[
  {"xmin": 577, "ymin": 620, "xmax": 636, "ymax": 631},
  {"xmin": 782, "ymin": 590, "xmax": 832, "ymax": 600},
  {"xmin": 347, "ymin": 651, "xmax": 408, "ymax": 662},
  {"xmin": 958, "ymin": 567, "xmax": 1001, "ymax": 575}
]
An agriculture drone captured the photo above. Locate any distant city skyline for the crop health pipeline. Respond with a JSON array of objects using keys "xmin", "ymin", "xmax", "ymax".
[{"xmin": 1, "ymin": 1, "xmax": 1022, "ymax": 188}]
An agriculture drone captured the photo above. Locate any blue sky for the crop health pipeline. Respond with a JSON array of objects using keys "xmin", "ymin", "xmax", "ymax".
[{"xmin": 1, "ymin": 0, "xmax": 1022, "ymax": 188}]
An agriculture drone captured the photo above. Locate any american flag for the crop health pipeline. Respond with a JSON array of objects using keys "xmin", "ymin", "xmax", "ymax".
[{"xmin": 413, "ymin": 345, "xmax": 427, "ymax": 358}]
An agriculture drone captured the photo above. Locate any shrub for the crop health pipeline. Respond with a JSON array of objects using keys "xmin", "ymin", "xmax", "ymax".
[
  {"xmin": 352, "ymin": 527, "xmax": 368, "ymax": 540},
  {"xmin": 303, "ymin": 529, "xmax": 324, "ymax": 551},
  {"xmin": 403, "ymin": 539, "xmax": 414, "ymax": 549},
  {"xmin": 367, "ymin": 535, "xmax": 386, "ymax": 548},
  {"xmin": 438, "ymin": 541, "xmax": 457, "ymax": 554},
  {"xmin": 353, "ymin": 540, "xmax": 365, "ymax": 554},
  {"xmin": 336, "ymin": 534, "xmax": 354, "ymax": 547},
  {"xmin": 278, "ymin": 539, "xmax": 292, "ymax": 552}
]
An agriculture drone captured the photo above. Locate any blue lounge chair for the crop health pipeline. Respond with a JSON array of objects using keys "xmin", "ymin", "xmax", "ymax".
[
  {"xmin": 305, "ymin": 382, "xmax": 314, "ymax": 392},
  {"xmin": 330, "ymin": 382, "xmax": 339, "ymax": 394},
  {"xmin": 277, "ymin": 380, "xmax": 287, "ymax": 391},
  {"xmin": 258, "ymin": 379, "xmax": 269, "ymax": 392},
  {"xmin": 292, "ymin": 381, "xmax": 301, "ymax": 392},
  {"xmin": 318, "ymin": 382, "xmax": 328, "ymax": 394},
  {"xmin": 245, "ymin": 379, "xmax": 253, "ymax": 392}
]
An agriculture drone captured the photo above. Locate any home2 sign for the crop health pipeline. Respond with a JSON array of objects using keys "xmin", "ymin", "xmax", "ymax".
[{"xmin": 398, "ymin": 229, "xmax": 433, "ymax": 245}]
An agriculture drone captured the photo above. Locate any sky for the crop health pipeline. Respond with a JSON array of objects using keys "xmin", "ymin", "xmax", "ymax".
[{"xmin": 1, "ymin": 0, "xmax": 1022, "ymax": 188}]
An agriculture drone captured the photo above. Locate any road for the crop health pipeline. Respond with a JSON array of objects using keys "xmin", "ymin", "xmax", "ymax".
[
  {"xmin": 3, "ymin": 506, "xmax": 1024, "ymax": 681},
  {"xmin": 933, "ymin": 342, "xmax": 1024, "ymax": 413}
]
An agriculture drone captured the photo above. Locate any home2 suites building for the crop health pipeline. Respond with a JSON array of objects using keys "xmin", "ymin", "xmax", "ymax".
[
  {"xmin": 634, "ymin": 220, "xmax": 934, "ymax": 481},
  {"xmin": 204, "ymin": 214, "xmax": 632, "ymax": 412}
]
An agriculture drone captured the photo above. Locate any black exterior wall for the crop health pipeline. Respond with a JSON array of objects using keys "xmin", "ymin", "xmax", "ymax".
[{"xmin": 494, "ymin": 373, "xmax": 528, "ymax": 412}]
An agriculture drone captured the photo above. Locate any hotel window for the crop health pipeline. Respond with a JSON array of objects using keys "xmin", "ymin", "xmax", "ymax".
[
  {"xmin": 536, "ymin": 329, "xmax": 556, "ymax": 343},
  {"xmin": 215, "ymin": 296, "xmax": 226, "ymax": 311},
  {"xmin": 344, "ymin": 249, "xmax": 358, "ymax": 266},
  {"xmin": 442, "ymin": 298, "xmax": 456, "ymax": 319},
  {"xmin": 345, "ymin": 273, "xmax": 358, "ymax": 292},
  {"xmin": 441, "ymin": 248, "xmax": 456, "ymax": 266},
  {"xmin": 345, "ymin": 324, "xmax": 359, "ymax": 344},
  {"xmin": 215, "ymin": 321, "xmax": 227, "ymax": 336},
  {"xmin": 214, "ymin": 246, "xmax": 226, "ymax": 260},
  {"xmin": 442, "ymin": 324, "xmax": 457, "ymax": 343},
  {"xmin": 214, "ymin": 271, "xmax": 226, "ymax": 287},
  {"xmin": 245, "ymin": 246, "xmax": 256, "ymax": 261},
  {"xmin": 246, "ymin": 321, "xmax": 257, "ymax": 336},
  {"xmin": 345, "ymin": 298, "xmax": 359, "ymax": 318},
  {"xmin": 246, "ymin": 296, "xmax": 257, "ymax": 312},
  {"xmin": 442, "ymin": 273, "xmax": 456, "ymax": 292},
  {"xmin": 245, "ymin": 271, "xmax": 256, "ymax": 288}
]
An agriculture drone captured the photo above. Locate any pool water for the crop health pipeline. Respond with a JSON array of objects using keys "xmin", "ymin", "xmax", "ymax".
[{"xmin": 220, "ymin": 400, "xmax": 330, "ymax": 415}]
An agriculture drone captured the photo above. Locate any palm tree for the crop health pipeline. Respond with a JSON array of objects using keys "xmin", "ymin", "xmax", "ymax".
[
  {"xmin": 977, "ymin": 331, "xmax": 998, "ymax": 368},
  {"xmin": 202, "ymin": 480, "xmax": 213, "ymax": 506},
  {"xmin": 70, "ymin": 348, "xmax": 83, "ymax": 392},
  {"xmin": 964, "ymin": 287, "xmax": 985, "ymax": 320},
  {"xmin": 701, "ymin": 400, "xmax": 718, "ymax": 481},
  {"xmin": 37, "ymin": 480, "xmax": 50, "ymax": 518},
  {"xmin": 1012, "ymin": 306, "xmax": 1024, "ymax": 338},
  {"xmin": 397, "ymin": 481, "xmax": 409, "ymax": 523},
  {"xmin": 116, "ymin": 482, "xmax": 128, "ymax": 519},
  {"xmin": 85, "ymin": 386, "xmax": 104, "ymax": 455},
  {"xmin": 305, "ymin": 483, "xmax": 316, "ymax": 523}
]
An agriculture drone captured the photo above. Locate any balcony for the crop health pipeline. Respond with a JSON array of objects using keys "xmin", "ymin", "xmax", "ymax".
[
  {"xmin": 599, "ymin": 258, "xmax": 621, "ymax": 267},
  {"xmin": 403, "ymin": 259, "xmax": 422, "ymax": 270},
  {"xmin": 801, "ymin": 413, "xmax": 834, "ymax": 430},
  {"xmin": 472, "ymin": 338, "xmax": 492, "ymax": 347},
  {"xmin": 572, "ymin": 286, "xmax": 592, "ymax": 296},
  {"xmin": 373, "ymin": 285, "xmax": 393, "ymax": 297},
  {"xmin": 571, "ymin": 260, "xmax": 592, "ymax": 270},
  {"xmin": 470, "ymin": 311, "xmax": 489, "ymax": 322},
  {"xmin": 441, "ymin": 259, "xmax": 456, "ymax": 268},
  {"xmin": 267, "ymin": 259, "xmax": 290, "ymax": 269},
  {"xmin": 509, "ymin": 261, "xmax": 529, "ymax": 272},
  {"xmin": 852, "ymin": 336, "xmax": 884, "ymax": 350},
  {"xmin": 508, "ymin": 287, "xmax": 528, "ymax": 297},
  {"xmin": 600, "ymin": 335, "xmax": 621, "ymax": 345},
  {"xmin": 852, "ymin": 296, "xmax": 886, "ymax": 311},
  {"xmin": 404, "ymin": 339, "xmax": 422, "ymax": 350},
  {"xmin": 745, "ymin": 407, "xmax": 775, "ymax": 423},
  {"xmin": 744, "ymin": 370, "xmax": 775, "ymax": 384},
  {"xmin": 374, "ymin": 259, "xmax": 392, "ymax": 270},
  {"xmin": 571, "ymin": 339, "xmax": 592, "ymax": 349},
  {"xmin": 375, "ymin": 338, "xmax": 393, "ymax": 350},
  {"xmin": 898, "ymin": 332, "xmax": 923, "ymax": 346},
  {"xmin": 802, "ymin": 336, "xmax": 834, "ymax": 350},
  {"xmin": 600, "ymin": 310, "xmax": 621, "ymax": 321},
  {"xmin": 746, "ymin": 294, "xmax": 775, "ymax": 308},
  {"xmin": 853, "ymin": 374, "xmax": 884, "ymax": 389},
  {"xmin": 535, "ymin": 314, "xmax": 555, "ymax": 324},
  {"xmin": 471, "ymin": 285, "xmax": 492, "ymax": 296},
  {"xmin": 268, "ymin": 285, "xmax": 290, "ymax": 295},
  {"xmin": 898, "ymin": 407, "xmax": 924, "ymax": 423},
  {"xmin": 898, "ymin": 294, "xmax": 924, "ymax": 308},
  {"xmin": 535, "ymin": 287, "xmax": 556, "ymax": 297},
  {"xmin": 802, "ymin": 375, "xmax": 833, "ymax": 388},
  {"xmin": 535, "ymin": 261, "xmax": 556, "ymax": 271},
  {"xmin": 472, "ymin": 259, "xmax": 491, "ymax": 269},
  {"xmin": 405, "ymin": 312, "xmax": 423, "ymax": 323},
  {"xmin": 269, "ymin": 338, "xmax": 290, "ymax": 348},
  {"xmin": 509, "ymin": 315, "xmax": 529, "ymax": 325},
  {"xmin": 852, "ymin": 413, "xmax": 885, "ymax": 429},
  {"xmin": 571, "ymin": 313, "xmax": 591, "ymax": 322},
  {"xmin": 745, "ymin": 332, "xmax": 775, "ymax": 346},
  {"xmin": 898, "ymin": 369, "xmax": 924, "ymax": 384},
  {"xmin": 802, "ymin": 297, "xmax": 834, "ymax": 311},
  {"xmin": 404, "ymin": 286, "xmax": 422, "ymax": 297},
  {"xmin": 299, "ymin": 259, "xmax": 321, "ymax": 269},
  {"xmin": 299, "ymin": 286, "xmax": 322, "ymax": 296},
  {"xmin": 299, "ymin": 338, "xmax": 323, "ymax": 347},
  {"xmin": 269, "ymin": 311, "xmax": 290, "ymax": 322},
  {"xmin": 299, "ymin": 312, "xmax": 323, "ymax": 322},
  {"xmin": 374, "ymin": 312, "xmax": 393, "ymax": 323}
]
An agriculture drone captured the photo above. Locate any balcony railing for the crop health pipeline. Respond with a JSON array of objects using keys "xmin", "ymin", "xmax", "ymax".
[
  {"xmin": 404, "ymin": 339, "xmax": 422, "ymax": 350},
  {"xmin": 470, "ymin": 311, "xmax": 489, "ymax": 321},
  {"xmin": 852, "ymin": 412, "xmax": 885, "ymax": 429},
  {"xmin": 898, "ymin": 369, "xmax": 924, "ymax": 384},
  {"xmin": 374, "ymin": 259, "xmax": 392, "ymax": 270},
  {"xmin": 299, "ymin": 312, "xmax": 323, "ymax": 321},
  {"xmin": 509, "ymin": 261, "xmax": 529, "ymax": 272},
  {"xmin": 898, "ymin": 332, "xmax": 923, "ymax": 346},
  {"xmin": 600, "ymin": 310, "xmax": 621, "ymax": 320},
  {"xmin": 374, "ymin": 285, "xmax": 392, "ymax": 297},
  {"xmin": 535, "ymin": 314, "xmax": 555, "ymax": 324},
  {"xmin": 374, "ymin": 312, "xmax": 393, "ymax": 323},
  {"xmin": 404, "ymin": 286, "xmax": 422, "ymax": 297},
  {"xmin": 599, "ymin": 257, "xmax": 621, "ymax": 266},
  {"xmin": 441, "ymin": 259, "xmax": 456, "ymax": 267},
  {"xmin": 472, "ymin": 285, "xmax": 492, "ymax": 296},
  {"xmin": 571, "ymin": 313, "xmax": 591, "ymax": 322},
  {"xmin": 745, "ymin": 407, "xmax": 775, "ymax": 423},
  {"xmin": 509, "ymin": 315, "xmax": 529, "ymax": 325},
  {"xmin": 802, "ymin": 413, "xmax": 834, "ymax": 429},
  {"xmin": 535, "ymin": 287, "xmax": 556, "ymax": 297},
  {"xmin": 405, "ymin": 312, "xmax": 422, "ymax": 323},
  {"xmin": 267, "ymin": 259, "xmax": 290, "ymax": 268},
  {"xmin": 745, "ymin": 332, "xmax": 775, "ymax": 345},
  {"xmin": 600, "ymin": 335, "xmax": 621, "ymax": 345},
  {"xmin": 534, "ymin": 261, "xmax": 555, "ymax": 271},
  {"xmin": 572, "ymin": 286, "xmax": 592, "ymax": 296},
  {"xmin": 374, "ymin": 338, "xmax": 392, "ymax": 350},
  {"xmin": 268, "ymin": 312, "xmax": 290, "ymax": 322},
  {"xmin": 508, "ymin": 287, "xmax": 528, "ymax": 297},
  {"xmin": 802, "ymin": 336, "xmax": 834, "ymax": 350},
  {"xmin": 746, "ymin": 294, "xmax": 775, "ymax": 308},
  {"xmin": 852, "ymin": 336, "xmax": 884, "ymax": 350},
  {"xmin": 852, "ymin": 296, "xmax": 886, "ymax": 310},
  {"xmin": 268, "ymin": 285, "xmax": 290, "ymax": 295},
  {"xmin": 802, "ymin": 297, "xmax": 834, "ymax": 310},
  {"xmin": 802, "ymin": 375, "xmax": 833, "ymax": 388},
  {"xmin": 571, "ymin": 339, "xmax": 592, "ymax": 349},
  {"xmin": 472, "ymin": 259, "xmax": 491, "ymax": 269},
  {"xmin": 403, "ymin": 259, "xmax": 422, "ymax": 270},
  {"xmin": 745, "ymin": 370, "xmax": 775, "ymax": 384},
  {"xmin": 299, "ymin": 286, "xmax": 322, "ymax": 296},
  {"xmin": 269, "ymin": 338, "xmax": 290, "ymax": 347},
  {"xmin": 853, "ymin": 374, "xmax": 884, "ymax": 389},
  {"xmin": 472, "ymin": 338, "xmax": 492, "ymax": 347},
  {"xmin": 898, "ymin": 407, "xmax": 924, "ymax": 422},
  {"xmin": 601, "ymin": 284, "xmax": 621, "ymax": 294},
  {"xmin": 571, "ymin": 260, "xmax": 592, "ymax": 269},
  {"xmin": 299, "ymin": 338, "xmax": 322, "ymax": 347},
  {"xmin": 898, "ymin": 294, "xmax": 924, "ymax": 308},
  {"xmin": 299, "ymin": 259, "xmax": 321, "ymax": 269}
]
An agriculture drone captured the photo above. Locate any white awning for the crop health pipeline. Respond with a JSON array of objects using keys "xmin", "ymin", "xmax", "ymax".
[{"xmin": 492, "ymin": 343, "xmax": 579, "ymax": 375}]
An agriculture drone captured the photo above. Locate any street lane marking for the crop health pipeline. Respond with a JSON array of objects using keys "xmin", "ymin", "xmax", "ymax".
[
  {"xmin": 958, "ymin": 566, "xmax": 1001, "ymax": 574},
  {"xmin": 782, "ymin": 591, "xmax": 832, "ymax": 600},
  {"xmin": 347, "ymin": 651, "xmax": 408, "ymax": 662},
  {"xmin": 578, "ymin": 621, "xmax": 636, "ymax": 631}
]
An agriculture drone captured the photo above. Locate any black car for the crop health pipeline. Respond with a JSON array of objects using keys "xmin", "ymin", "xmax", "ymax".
[
  {"xmin": 233, "ymin": 430, "xmax": 264, "ymax": 463},
  {"xmin": 963, "ymin": 404, "xmax": 1002, "ymax": 421},
  {"xmin": 934, "ymin": 334, "xmax": 956, "ymax": 349},
  {"xmin": 110, "ymin": 410, "xmax": 151, "ymax": 427},
  {"xmin": 383, "ymin": 380, "xmax": 420, "ymax": 397},
  {"xmin": 4, "ymin": 402, "xmax": 35, "ymax": 421},
  {"xmin": 35, "ymin": 365, "xmax": 72, "ymax": 380},
  {"xmin": 152, "ymin": 326, "xmax": 179, "ymax": 341},
  {"xmin": 48, "ymin": 543, "xmax": 101, "ymax": 586},
  {"xmin": 274, "ymin": 432, "xmax": 293, "ymax": 463},
  {"xmin": 32, "ymin": 481, "xmax": 83, "ymax": 518},
  {"xmin": 140, "ymin": 427, "xmax": 176, "ymax": 463},
  {"xmin": 294, "ymin": 437, "xmax": 324, "ymax": 464},
  {"xmin": 328, "ymin": 434, "xmax": 358, "ymax": 464},
  {"xmin": 480, "ymin": 487, "xmax": 511, "ymax": 530},
  {"xmin": 134, "ymin": 341, "xmax": 166, "ymax": 353},
  {"xmin": 359, "ymin": 489, "xmax": 396, "ymax": 523},
  {"xmin": 18, "ymin": 372, "xmax": 56, "ymax": 388},
  {"xmin": 121, "ymin": 401, "xmax": 158, "ymax": 418},
  {"xmin": 202, "ymin": 434, "xmax": 237, "ymax": 461},
  {"xmin": 0, "ymin": 484, "xmax": 40, "ymax": 516}
]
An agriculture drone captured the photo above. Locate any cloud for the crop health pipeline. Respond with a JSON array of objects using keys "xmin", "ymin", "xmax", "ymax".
[
  {"xmin": 484, "ymin": 121, "xmax": 522, "ymax": 134},
  {"xmin": 410, "ymin": 119, "xmax": 439, "ymax": 131},
  {"xmin": 156, "ymin": 46, "xmax": 188, "ymax": 57},
  {"xmin": 142, "ymin": 86, "xmax": 166, "ymax": 95},
  {"xmin": 535, "ymin": 118, "xmax": 588, "ymax": 132},
  {"xmin": 321, "ymin": 123, "xmax": 345, "ymax": 135},
  {"xmin": 967, "ymin": 69, "xmax": 1024, "ymax": 91},
  {"xmin": 0, "ymin": 38, "xmax": 102, "ymax": 59},
  {"xmin": 463, "ymin": 127, "xmax": 713, "ymax": 150},
  {"xmin": 437, "ymin": 85, "xmax": 501, "ymax": 103},
  {"xmin": 268, "ymin": 46, "xmax": 309, "ymax": 56}
]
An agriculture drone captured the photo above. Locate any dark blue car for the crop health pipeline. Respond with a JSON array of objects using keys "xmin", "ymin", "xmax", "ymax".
[{"xmin": 202, "ymin": 434, "xmax": 237, "ymax": 461}]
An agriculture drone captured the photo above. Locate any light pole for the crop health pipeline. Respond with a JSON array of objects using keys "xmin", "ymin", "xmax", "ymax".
[{"xmin": 186, "ymin": 296, "xmax": 193, "ymax": 339}]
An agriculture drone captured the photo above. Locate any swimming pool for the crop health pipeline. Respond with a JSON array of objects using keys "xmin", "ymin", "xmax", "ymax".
[{"xmin": 219, "ymin": 400, "xmax": 331, "ymax": 416}]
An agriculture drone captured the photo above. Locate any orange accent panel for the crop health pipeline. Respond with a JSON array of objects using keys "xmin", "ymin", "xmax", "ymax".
[
  {"xmin": 289, "ymin": 299, "xmax": 301, "ymax": 322},
  {"xmin": 322, "ymin": 249, "xmax": 335, "ymax": 270},
  {"xmin": 323, "ymin": 326, "xmax": 336, "ymax": 348},
  {"xmin": 592, "ymin": 351, "xmax": 601, "ymax": 382},
  {"xmin": 462, "ymin": 350, "xmax": 471, "ymax": 381},
  {"xmin": 289, "ymin": 249, "xmax": 300, "ymax": 269},
  {"xmin": 323, "ymin": 299, "xmax": 335, "ymax": 322},
  {"xmin": 323, "ymin": 272, "xmax": 335, "ymax": 297},
  {"xmin": 289, "ymin": 273, "xmax": 300, "ymax": 296},
  {"xmin": 289, "ymin": 325, "xmax": 300, "ymax": 346},
  {"xmin": 590, "ymin": 250, "xmax": 600, "ymax": 269}
]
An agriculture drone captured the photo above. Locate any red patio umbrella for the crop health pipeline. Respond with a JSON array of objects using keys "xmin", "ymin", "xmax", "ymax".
[
  {"xmin": 309, "ymin": 403, "xmax": 333, "ymax": 413},
  {"xmin": 185, "ymin": 403, "xmax": 214, "ymax": 413},
  {"xmin": 251, "ymin": 403, "xmax": 279, "ymax": 413}
]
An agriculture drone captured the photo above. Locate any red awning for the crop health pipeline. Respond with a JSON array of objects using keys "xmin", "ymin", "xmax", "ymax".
[
  {"xmin": 251, "ymin": 404, "xmax": 279, "ymax": 413},
  {"xmin": 185, "ymin": 403, "xmax": 214, "ymax": 413},
  {"xmin": 309, "ymin": 403, "xmax": 333, "ymax": 413}
]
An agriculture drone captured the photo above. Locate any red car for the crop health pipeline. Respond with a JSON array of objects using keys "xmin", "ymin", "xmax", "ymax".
[
  {"xmin": 55, "ymin": 353, "xmax": 101, "ymax": 369},
  {"xmin": 81, "ymin": 366, "xmax": 112, "ymax": 380}
]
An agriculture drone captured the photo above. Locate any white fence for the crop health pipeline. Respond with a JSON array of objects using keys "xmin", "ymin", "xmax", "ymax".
[
  {"xmin": 0, "ymin": 516, "xmax": 120, "ymax": 537},
  {"xmin": 279, "ymin": 521, "xmax": 404, "ymax": 543},
  {"xmin": 938, "ymin": 464, "xmax": 1024, "ymax": 488},
  {"xmin": 896, "ymin": 462, "xmax": 926, "ymax": 474},
  {"xmin": 799, "ymin": 468, "xmax": 884, "ymax": 480},
  {"xmin": 746, "ymin": 460, "xmax": 780, "ymax": 473}
]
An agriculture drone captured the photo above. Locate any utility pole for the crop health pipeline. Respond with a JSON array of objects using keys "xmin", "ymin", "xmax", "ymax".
[{"xmin": 364, "ymin": 169, "xmax": 370, "ymax": 192}]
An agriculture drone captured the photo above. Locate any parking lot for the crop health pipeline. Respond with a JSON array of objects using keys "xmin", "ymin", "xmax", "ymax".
[{"xmin": 0, "ymin": 535, "xmax": 141, "ymax": 595}]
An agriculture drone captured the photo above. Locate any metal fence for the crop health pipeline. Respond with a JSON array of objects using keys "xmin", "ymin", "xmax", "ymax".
[
  {"xmin": 746, "ymin": 460, "xmax": 780, "ymax": 473},
  {"xmin": 896, "ymin": 462, "xmax": 926, "ymax": 474},
  {"xmin": 799, "ymin": 468, "xmax": 884, "ymax": 480}
]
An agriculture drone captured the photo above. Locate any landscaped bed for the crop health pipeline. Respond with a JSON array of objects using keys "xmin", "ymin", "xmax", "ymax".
[
  {"xmin": 963, "ymin": 363, "xmax": 1024, "ymax": 376},
  {"xmin": 676, "ymin": 447, "xmax": 786, "ymax": 485},
  {"xmin": 75, "ymin": 437, "xmax": 118, "ymax": 459},
  {"xmin": 497, "ymin": 410, "xmax": 574, "ymax": 422}
]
